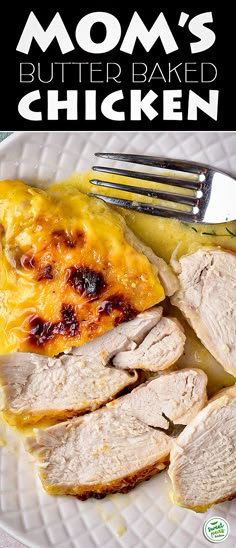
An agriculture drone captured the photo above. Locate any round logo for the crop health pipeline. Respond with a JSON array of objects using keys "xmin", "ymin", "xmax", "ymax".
[{"xmin": 203, "ymin": 517, "xmax": 230, "ymax": 543}]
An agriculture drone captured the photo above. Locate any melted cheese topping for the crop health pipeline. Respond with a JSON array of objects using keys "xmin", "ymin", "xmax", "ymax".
[{"xmin": 0, "ymin": 180, "xmax": 165, "ymax": 356}]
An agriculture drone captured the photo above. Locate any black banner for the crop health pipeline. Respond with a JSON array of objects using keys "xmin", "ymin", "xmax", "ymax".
[{"xmin": 0, "ymin": 5, "xmax": 234, "ymax": 130}]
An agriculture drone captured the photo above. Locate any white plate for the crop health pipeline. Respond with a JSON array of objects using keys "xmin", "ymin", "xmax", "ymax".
[{"xmin": 0, "ymin": 131, "xmax": 236, "ymax": 548}]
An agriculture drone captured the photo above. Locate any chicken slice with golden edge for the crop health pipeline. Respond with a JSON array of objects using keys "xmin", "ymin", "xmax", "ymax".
[
  {"xmin": 26, "ymin": 369, "xmax": 207, "ymax": 498},
  {"xmin": 27, "ymin": 412, "xmax": 171, "ymax": 499},
  {"xmin": 0, "ymin": 352, "xmax": 138, "ymax": 427},
  {"xmin": 171, "ymin": 247, "xmax": 236, "ymax": 377},
  {"xmin": 0, "ymin": 180, "xmax": 177, "ymax": 356},
  {"xmin": 169, "ymin": 384, "xmax": 236, "ymax": 511}
]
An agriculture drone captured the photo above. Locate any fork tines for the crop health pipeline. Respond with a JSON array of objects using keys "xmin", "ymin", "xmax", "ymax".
[
  {"xmin": 89, "ymin": 193, "xmax": 196, "ymax": 222},
  {"xmin": 90, "ymin": 153, "xmax": 205, "ymax": 222},
  {"xmin": 95, "ymin": 153, "xmax": 207, "ymax": 178}
]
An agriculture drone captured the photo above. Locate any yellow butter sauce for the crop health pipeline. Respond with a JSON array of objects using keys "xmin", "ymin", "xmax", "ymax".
[
  {"xmin": 169, "ymin": 488, "xmax": 211, "ymax": 513},
  {"xmin": 56, "ymin": 170, "xmax": 236, "ymax": 262},
  {"xmin": 0, "ymin": 410, "xmax": 59, "ymax": 436}
]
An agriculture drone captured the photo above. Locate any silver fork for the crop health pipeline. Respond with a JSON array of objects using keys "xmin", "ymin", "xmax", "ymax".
[{"xmin": 89, "ymin": 153, "xmax": 236, "ymax": 224}]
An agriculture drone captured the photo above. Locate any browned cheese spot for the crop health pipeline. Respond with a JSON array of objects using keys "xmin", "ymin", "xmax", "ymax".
[
  {"xmin": 66, "ymin": 266, "xmax": 106, "ymax": 300},
  {"xmin": 28, "ymin": 304, "xmax": 79, "ymax": 347},
  {"xmin": 98, "ymin": 294, "xmax": 137, "ymax": 324}
]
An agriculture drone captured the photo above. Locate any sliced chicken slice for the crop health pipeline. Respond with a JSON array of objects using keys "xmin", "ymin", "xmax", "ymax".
[
  {"xmin": 72, "ymin": 307, "xmax": 162, "ymax": 364},
  {"xmin": 0, "ymin": 353, "xmax": 137, "ymax": 427},
  {"xmin": 113, "ymin": 317, "xmax": 185, "ymax": 372},
  {"xmin": 25, "ymin": 368, "xmax": 207, "ymax": 498},
  {"xmin": 171, "ymin": 247, "xmax": 236, "ymax": 377},
  {"xmin": 124, "ymin": 226, "xmax": 179, "ymax": 296},
  {"xmin": 26, "ymin": 410, "xmax": 171, "ymax": 498},
  {"xmin": 111, "ymin": 369, "xmax": 208, "ymax": 428},
  {"xmin": 169, "ymin": 384, "xmax": 236, "ymax": 510}
]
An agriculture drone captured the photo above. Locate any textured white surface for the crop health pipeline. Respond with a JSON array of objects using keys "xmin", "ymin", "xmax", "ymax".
[{"xmin": 0, "ymin": 131, "xmax": 236, "ymax": 548}]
